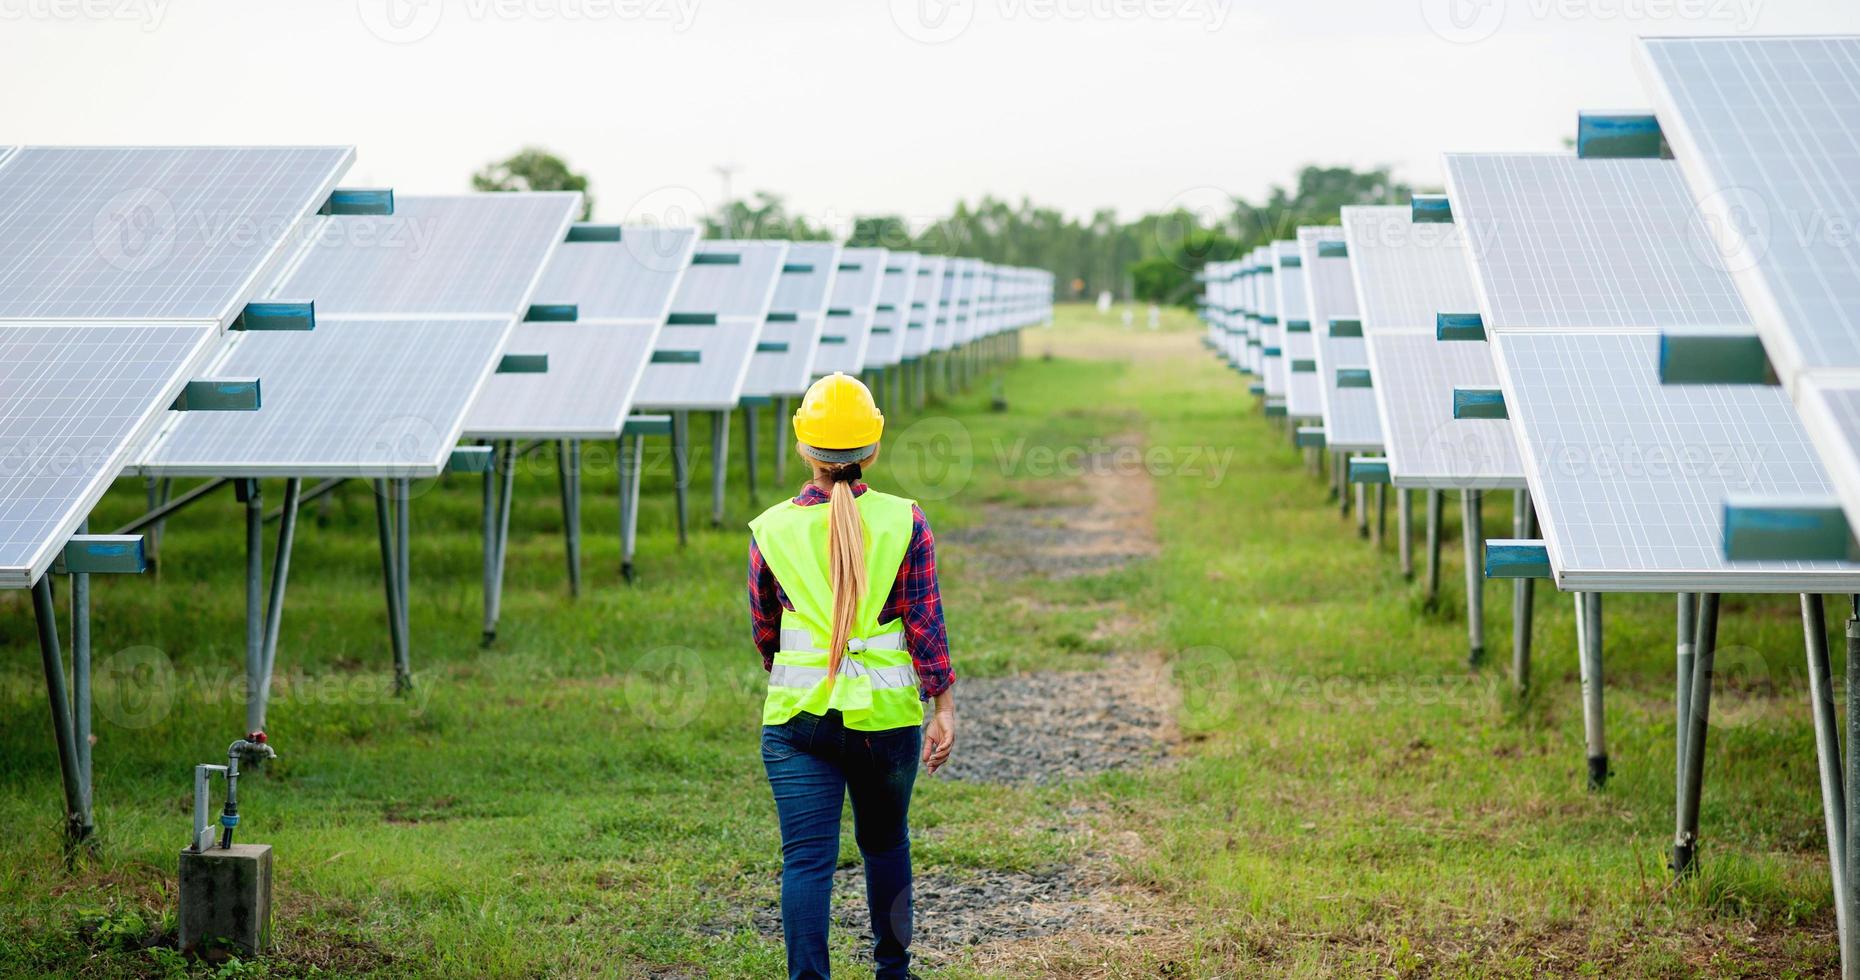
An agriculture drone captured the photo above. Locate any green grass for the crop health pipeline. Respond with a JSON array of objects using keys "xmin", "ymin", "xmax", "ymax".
[{"xmin": 0, "ymin": 304, "xmax": 1843, "ymax": 977}]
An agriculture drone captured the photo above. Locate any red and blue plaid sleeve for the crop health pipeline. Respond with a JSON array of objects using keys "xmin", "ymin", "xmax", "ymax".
[
  {"xmin": 878, "ymin": 503, "xmax": 953, "ymax": 697},
  {"xmin": 748, "ymin": 536, "xmax": 783, "ymax": 671}
]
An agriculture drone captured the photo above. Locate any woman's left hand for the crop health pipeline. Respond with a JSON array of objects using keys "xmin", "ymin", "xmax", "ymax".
[{"xmin": 923, "ymin": 695, "xmax": 955, "ymax": 773}]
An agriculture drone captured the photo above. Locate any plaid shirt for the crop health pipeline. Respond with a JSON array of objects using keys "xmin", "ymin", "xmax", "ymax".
[{"xmin": 748, "ymin": 482, "xmax": 953, "ymax": 698}]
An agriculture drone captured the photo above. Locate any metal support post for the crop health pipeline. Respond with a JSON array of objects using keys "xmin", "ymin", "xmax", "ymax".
[
  {"xmin": 743, "ymin": 403, "xmax": 760, "ymax": 506},
  {"xmin": 1426, "ymin": 490, "xmax": 1442, "ymax": 605},
  {"xmin": 34, "ymin": 575, "xmax": 91, "ymax": 847},
  {"xmin": 1512, "ymin": 488, "xmax": 1535, "ymax": 695},
  {"xmin": 619, "ymin": 434, "xmax": 643, "ymax": 581},
  {"xmin": 774, "ymin": 396, "xmax": 791, "ymax": 487},
  {"xmin": 375, "ymin": 478, "xmax": 411, "ymax": 693},
  {"xmin": 1674, "ymin": 593, "xmax": 1720, "ymax": 876},
  {"xmin": 1576, "ymin": 591, "xmax": 1607, "ymax": 788},
  {"xmin": 557, "ymin": 440, "xmax": 581, "ymax": 597},
  {"xmin": 1802, "ymin": 594, "xmax": 1855, "ymax": 969},
  {"xmin": 1398, "ymin": 488, "xmax": 1414, "ymax": 579},
  {"xmin": 671, "ymin": 411, "xmax": 690, "ymax": 546},
  {"xmin": 1463, "ymin": 490, "xmax": 1485, "ymax": 666},
  {"xmin": 253, "ymin": 478, "xmax": 300, "ymax": 729},
  {"xmin": 711, "ymin": 409, "xmax": 730, "ymax": 528}
]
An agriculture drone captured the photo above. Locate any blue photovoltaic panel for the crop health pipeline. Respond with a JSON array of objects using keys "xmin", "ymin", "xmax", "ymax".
[
  {"xmin": 1367, "ymin": 332, "xmax": 1523, "ymax": 490},
  {"xmin": 0, "ymin": 146, "xmax": 352, "ymax": 323},
  {"xmin": 1494, "ymin": 331, "xmax": 1860, "ymax": 592},
  {"xmin": 903, "ymin": 256, "xmax": 947, "ymax": 360},
  {"xmin": 273, "ymin": 194, "xmax": 582, "ymax": 318},
  {"xmin": 635, "ymin": 240, "xmax": 789, "ymax": 411},
  {"xmin": 140, "ymin": 319, "xmax": 510, "ymax": 478},
  {"xmin": 468, "ymin": 225, "xmax": 698, "ymax": 438},
  {"xmin": 1341, "ymin": 205, "xmax": 1481, "ymax": 333},
  {"xmin": 0, "ymin": 323, "xmax": 216, "ymax": 586},
  {"xmin": 811, "ymin": 248, "xmax": 888, "ymax": 376},
  {"xmin": 742, "ymin": 241, "xmax": 839, "ymax": 399},
  {"xmin": 1259, "ymin": 254, "xmax": 1284, "ymax": 398},
  {"xmin": 1274, "ymin": 240, "xmax": 1321, "ymax": 419},
  {"xmin": 1442, "ymin": 153, "xmax": 1750, "ymax": 332},
  {"xmin": 1298, "ymin": 226, "xmax": 1382, "ymax": 452},
  {"xmin": 864, "ymin": 251, "xmax": 919, "ymax": 370}
]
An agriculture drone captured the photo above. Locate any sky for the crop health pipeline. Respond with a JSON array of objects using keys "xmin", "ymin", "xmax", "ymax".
[{"xmin": 4, "ymin": 0, "xmax": 1858, "ymax": 231}]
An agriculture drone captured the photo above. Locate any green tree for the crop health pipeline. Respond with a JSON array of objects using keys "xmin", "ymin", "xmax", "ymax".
[
  {"xmin": 705, "ymin": 191, "xmax": 832, "ymax": 241},
  {"xmin": 472, "ymin": 147, "xmax": 593, "ymax": 219}
]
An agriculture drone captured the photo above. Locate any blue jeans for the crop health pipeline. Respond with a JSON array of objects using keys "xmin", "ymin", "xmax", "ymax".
[{"xmin": 763, "ymin": 709, "xmax": 920, "ymax": 980}]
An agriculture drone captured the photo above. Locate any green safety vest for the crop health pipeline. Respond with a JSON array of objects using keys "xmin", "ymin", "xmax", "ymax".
[{"xmin": 749, "ymin": 488, "xmax": 922, "ymax": 732}]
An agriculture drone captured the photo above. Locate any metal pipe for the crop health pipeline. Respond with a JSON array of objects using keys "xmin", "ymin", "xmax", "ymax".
[
  {"xmin": 672, "ymin": 411, "xmax": 690, "ymax": 546},
  {"xmin": 711, "ymin": 408, "xmax": 730, "ymax": 527},
  {"xmin": 70, "ymin": 520, "xmax": 92, "ymax": 817},
  {"xmin": 374, "ymin": 478, "xmax": 410, "ymax": 694},
  {"xmin": 112, "ymin": 476, "xmax": 230, "ymax": 536},
  {"xmin": 34, "ymin": 575, "xmax": 89, "ymax": 846},
  {"xmin": 488, "ymin": 442, "xmax": 516, "ymax": 643},
  {"xmin": 1374, "ymin": 484, "xmax": 1386, "ymax": 546},
  {"xmin": 265, "ymin": 476, "xmax": 344, "ymax": 523},
  {"xmin": 255, "ymin": 478, "xmax": 300, "ymax": 729},
  {"xmin": 1578, "ymin": 591, "xmax": 1607, "ymax": 788},
  {"xmin": 1802, "ymin": 594, "xmax": 1855, "ymax": 968},
  {"xmin": 1355, "ymin": 482, "xmax": 1368, "ymax": 538},
  {"xmin": 395, "ymin": 477, "xmax": 411, "ymax": 655},
  {"xmin": 1674, "ymin": 592, "xmax": 1720, "ymax": 877},
  {"xmin": 243, "ymin": 481, "xmax": 264, "ymax": 734},
  {"xmin": 743, "ymin": 403, "xmax": 760, "ymax": 507},
  {"xmin": 558, "ymin": 440, "xmax": 581, "ymax": 597},
  {"xmin": 620, "ymin": 434, "xmax": 642, "ymax": 582},
  {"xmin": 1463, "ymin": 490, "xmax": 1485, "ymax": 666},
  {"xmin": 775, "ymin": 396, "xmax": 791, "ymax": 487},
  {"xmin": 480, "ymin": 447, "xmax": 497, "ymax": 641},
  {"xmin": 1676, "ymin": 593, "xmax": 1697, "ymax": 808},
  {"xmin": 1426, "ymin": 490, "xmax": 1442, "ymax": 604},
  {"xmin": 1848, "ymin": 601, "xmax": 1860, "ymax": 979},
  {"xmin": 1511, "ymin": 489, "xmax": 1535, "ymax": 695},
  {"xmin": 1398, "ymin": 488, "xmax": 1414, "ymax": 579}
]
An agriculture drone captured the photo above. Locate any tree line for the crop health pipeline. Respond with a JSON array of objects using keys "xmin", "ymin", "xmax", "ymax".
[{"xmin": 474, "ymin": 149, "xmax": 1417, "ymax": 308}]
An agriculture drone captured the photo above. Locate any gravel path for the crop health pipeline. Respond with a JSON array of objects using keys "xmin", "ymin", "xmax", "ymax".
[{"xmin": 936, "ymin": 655, "xmax": 1174, "ymax": 785}]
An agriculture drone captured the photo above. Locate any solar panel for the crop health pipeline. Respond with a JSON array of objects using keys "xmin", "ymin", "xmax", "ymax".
[
  {"xmin": 864, "ymin": 251, "xmax": 919, "ymax": 369},
  {"xmin": 634, "ymin": 240, "xmax": 788, "ymax": 411},
  {"xmin": 274, "ymin": 194, "xmax": 581, "ymax": 317},
  {"xmin": 1274, "ymin": 240, "xmax": 1322, "ymax": 418},
  {"xmin": 1259, "ymin": 255, "xmax": 1285, "ymax": 398},
  {"xmin": 742, "ymin": 241, "xmax": 840, "ymax": 400},
  {"xmin": 1638, "ymin": 36, "xmax": 1860, "ymax": 380},
  {"xmin": 1799, "ymin": 380, "xmax": 1860, "ymax": 535},
  {"xmin": 1442, "ymin": 153, "xmax": 1751, "ymax": 331},
  {"xmin": 1493, "ymin": 331, "xmax": 1860, "ymax": 591},
  {"xmin": 0, "ymin": 323, "xmax": 216, "ymax": 587},
  {"xmin": 139, "ymin": 318, "xmax": 511, "ymax": 477},
  {"xmin": 1298, "ymin": 227, "xmax": 1383, "ymax": 452},
  {"xmin": 810, "ymin": 247, "xmax": 888, "ymax": 377},
  {"xmin": 0, "ymin": 146, "xmax": 352, "ymax": 324},
  {"xmin": 903, "ymin": 256, "xmax": 947, "ymax": 360},
  {"xmin": 1368, "ymin": 332, "xmax": 1524, "ymax": 489},
  {"xmin": 1341, "ymin": 205, "xmax": 1482, "ymax": 332},
  {"xmin": 466, "ymin": 226, "xmax": 698, "ymax": 438}
]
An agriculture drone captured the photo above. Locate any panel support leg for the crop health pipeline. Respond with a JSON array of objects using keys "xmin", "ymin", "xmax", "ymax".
[
  {"xmin": 774, "ymin": 396, "xmax": 791, "ymax": 488},
  {"xmin": 240, "ymin": 480, "xmax": 265, "ymax": 733},
  {"xmin": 1425, "ymin": 490, "xmax": 1442, "ymax": 606},
  {"xmin": 1463, "ymin": 490, "xmax": 1485, "ymax": 666},
  {"xmin": 1398, "ymin": 487, "xmax": 1414, "ymax": 579},
  {"xmin": 743, "ymin": 403, "xmax": 760, "ymax": 507},
  {"xmin": 395, "ymin": 477, "xmax": 411, "ymax": 665},
  {"xmin": 619, "ymin": 434, "xmax": 643, "ymax": 582},
  {"xmin": 557, "ymin": 440, "xmax": 581, "ymax": 598},
  {"xmin": 487, "ymin": 443, "xmax": 515, "ymax": 645},
  {"xmin": 711, "ymin": 409, "xmax": 730, "ymax": 528},
  {"xmin": 1576, "ymin": 591, "xmax": 1607, "ymax": 788},
  {"xmin": 254, "ymin": 478, "xmax": 300, "ymax": 729},
  {"xmin": 376, "ymin": 478, "xmax": 411, "ymax": 693},
  {"xmin": 1355, "ymin": 482, "xmax": 1368, "ymax": 538},
  {"xmin": 1676, "ymin": 593, "xmax": 1697, "ymax": 808},
  {"xmin": 70, "ymin": 520, "xmax": 93, "ymax": 840},
  {"xmin": 1674, "ymin": 593, "xmax": 1719, "ymax": 876},
  {"xmin": 1374, "ymin": 484, "xmax": 1386, "ymax": 547},
  {"xmin": 671, "ymin": 411, "xmax": 690, "ymax": 546},
  {"xmin": 1511, "ymin": 488, "xmax": 1535, "ymax": 696},
  {"xmin": 1801, "ymin": 594, "xmax": 1855, "ymax": 972},
  {"xmin": 1846, "ymin": 600, "xmax": 1860, "ymax": 980},
  {"xmin": 34, "ymin": 575, "xmax": 91, "ymax": 849},
  {"xmin": 480, "ymin": 449, "xmax": 497, "ymax": 640}
]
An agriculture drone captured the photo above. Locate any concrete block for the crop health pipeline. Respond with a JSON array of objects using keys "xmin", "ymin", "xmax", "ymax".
[{"xmin": 178, "ymin": 844, "xmax": 272, "ymax": 958}]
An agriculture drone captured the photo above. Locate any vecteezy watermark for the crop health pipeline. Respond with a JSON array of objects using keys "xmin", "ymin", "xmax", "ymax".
[
  {"xmin": 357, "ymin": 0, "xmax": 700, "ymax": 45},
  {"xmin": 0, "ymin": 0, "xmax": 169, "ymax": 30},
  {"xmin": 887, "ymin": 416, "xmax": 975, "ymax": 502},
  {"xmin": 87, "ymin": 187, "xmax": 441, "ymax": 275},
  {"xmin": 1539, "ymin": 440, "xmax": 1767, "ymax": 488},
  {"xmin": 992, "ymin": 436, "xmax": 1236, "ymax": 487},
  {"xmin": 889, "ymin": 0, "xmax": 1233, "ymax": 44},
  {"xmin": 1421, "ymin": 0, "xmax": 1763, "ymax": 45}
]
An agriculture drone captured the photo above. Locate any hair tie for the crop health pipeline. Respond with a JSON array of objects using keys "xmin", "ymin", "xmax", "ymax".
[{"xmin": 840, "ymin": 463, "xmax": 862, "ymax": 482}]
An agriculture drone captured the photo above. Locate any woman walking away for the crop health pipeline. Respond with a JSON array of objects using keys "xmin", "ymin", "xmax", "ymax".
[{"xmin": 748, "ymin": 372, "xmax": 956, "ymax": 980}]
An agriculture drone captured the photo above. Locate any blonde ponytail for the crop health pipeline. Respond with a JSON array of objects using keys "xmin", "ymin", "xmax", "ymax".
[{"xmin": 824, "ymin": 466, "xmax": 868, "ymax": 681}]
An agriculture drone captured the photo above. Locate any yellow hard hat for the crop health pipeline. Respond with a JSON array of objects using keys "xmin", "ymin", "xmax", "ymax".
[{"xmin": 793, "ymin": 372, "xmax": 884, "ymax": 462}]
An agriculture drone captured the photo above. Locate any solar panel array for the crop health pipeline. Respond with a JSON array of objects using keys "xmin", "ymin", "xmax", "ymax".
[
  {"xmin": 1297, "ymin": 226, "xmax": 1383, "ymax": 453},
  {"xmin": 902, "ymin": 257, "xmax": 948, "ymax": 360},
  {"xmin": 1638, "ymin": 35, "xmax": 1860, "ymax": 551},
  {"xmin": 1274, "ymin": 240, "xmax": 1322, "ymax": 419},
  {"xmin": 864, "ymin": 252, "xmax": 918, "ymax": 370},
  {"xmin": 468, "ymin": 225, "xmax": 698, "ymax": 438},
  {"xmin": 634, "ymin": 240, "xmax": 788, "ymax": 411},
  {"xmin": 1258, "ymin": 248, "xmax": 1285, "ymax": 399},
  {"xmin": 809, "ymin": 248, "xmax": 888, "ymax": 377},
  {"xmin": 1341, "ymin": 205, "xmax": 1523, "ymax": 490},
  {"xmin": 0, "ymin": 146, "xmax": 353, "ymax": 324},
  {"xmin": 0, "ymin": 145, "xmax": 354, "ymax": 587},
  {"xmin": 742, "ymin": 242, "xmax": 839, "ymax": 400},
  {"xmin": 140, "ymin": 194, "xmax": 581, "ymax": 475}
]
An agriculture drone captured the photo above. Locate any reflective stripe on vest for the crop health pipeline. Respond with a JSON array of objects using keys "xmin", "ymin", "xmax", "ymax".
[{"xmin": 748, "ymin": 488, "xmax": 922, "ymax": 731}]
